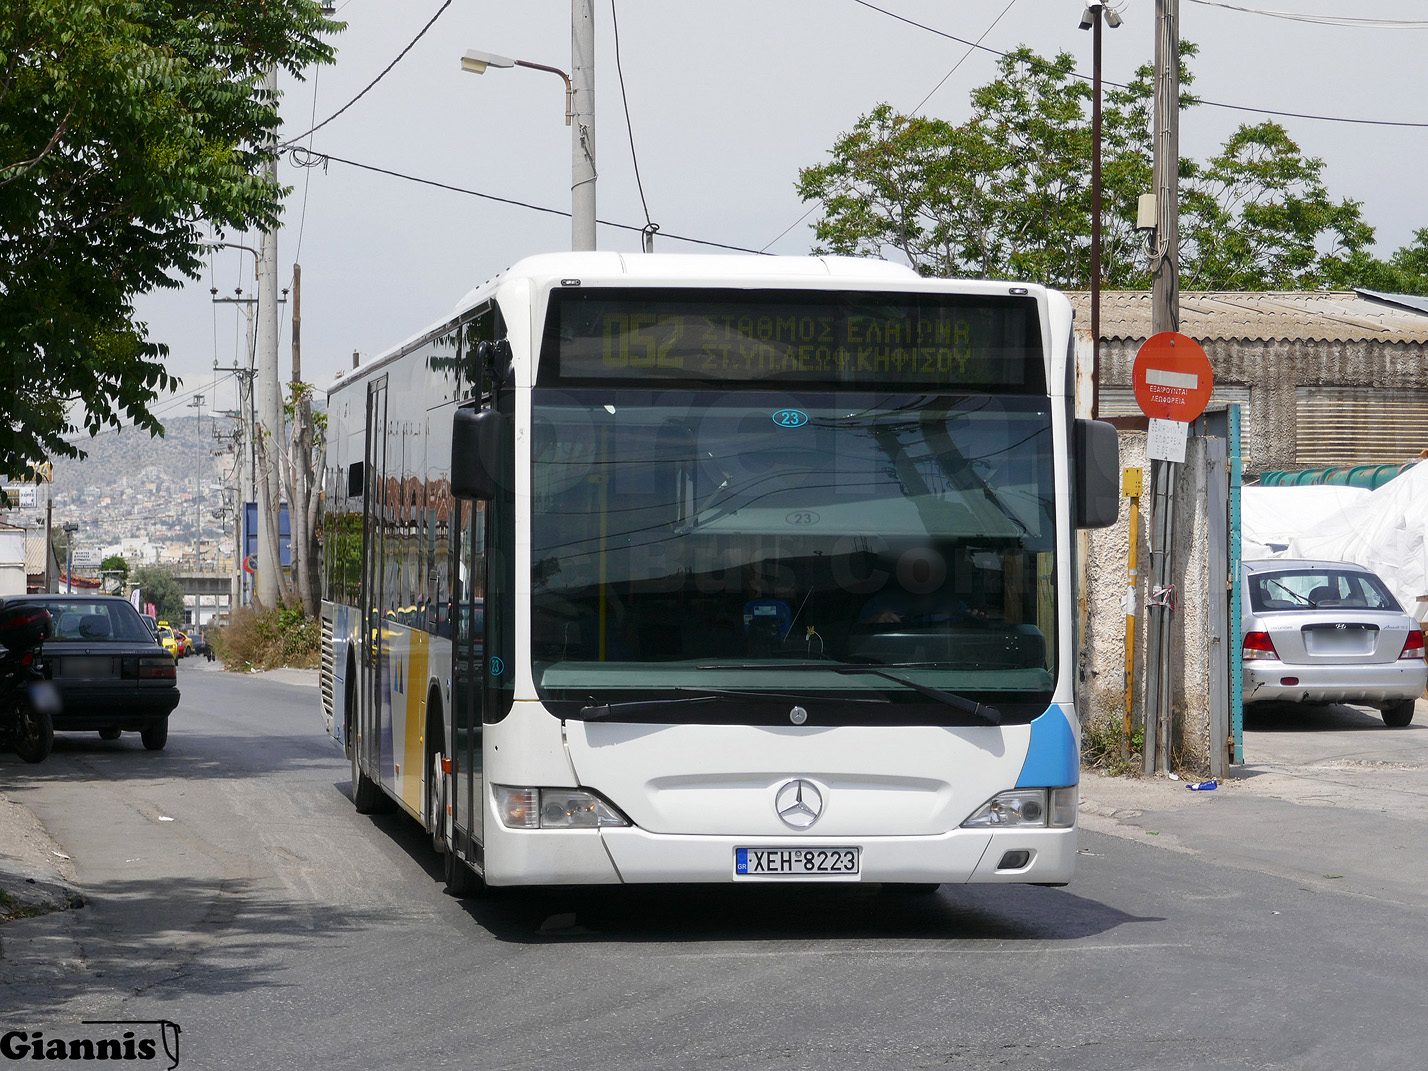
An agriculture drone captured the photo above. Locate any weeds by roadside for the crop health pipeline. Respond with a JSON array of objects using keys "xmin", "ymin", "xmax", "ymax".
[
  {"xmin": 209, "ymin": 606, "xmax": 320, "ymax": 672},
  {"xmin": 0, "ymin": 887, "xmax": 49, "ymax": 923},
  {"xmin": 1081, "ymin": 709, "xmax": 1144, "ymax": 778}
]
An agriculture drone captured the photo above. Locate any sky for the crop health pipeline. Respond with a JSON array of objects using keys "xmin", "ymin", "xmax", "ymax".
[{"xmin": 133, "ymin": 0, "xmax": 1428, "ymax": 428}]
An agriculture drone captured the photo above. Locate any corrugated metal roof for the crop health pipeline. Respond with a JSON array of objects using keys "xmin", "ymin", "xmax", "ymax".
[
  {"xmin": 1067, "ymin": 291, "xmax": 1428, "ymax": 343},
  {"xmin": 24, "ymin": 530, "xmax": 51, "ymax": 576}
]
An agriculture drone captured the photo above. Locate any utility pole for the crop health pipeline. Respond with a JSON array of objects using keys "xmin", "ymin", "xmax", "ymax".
[
  {"xmin": 1143, "ymin": 0, "xmax": 1181, "ymax": 776},
  {"xmin": 254, "ymin": 66, "xmax": 285, "ymax": 610},
  {"xmin": 571, "ymin": 0, "xmax": 597, "ymax": 250},
  {"xmin": 188, "ymin": 393, "xmax": 205, "ymax": 573},
  {"xmin": 1152, "ymin": 0, "xmax": 1179, "ymax": 337}
]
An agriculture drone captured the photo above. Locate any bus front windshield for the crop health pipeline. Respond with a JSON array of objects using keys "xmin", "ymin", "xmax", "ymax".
[{"xmin": 530, "ymin": 390, "xmax": 1057, "ymax": 726}]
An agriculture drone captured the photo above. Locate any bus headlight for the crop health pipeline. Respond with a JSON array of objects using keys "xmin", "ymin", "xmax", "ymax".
[
  {"xmin": 962, "ymin": 787, "xmax": 1077, "ymax": 829},
  {"xmin": 494, "ymin": 785, "xmax": 631, "ymax": 829}
]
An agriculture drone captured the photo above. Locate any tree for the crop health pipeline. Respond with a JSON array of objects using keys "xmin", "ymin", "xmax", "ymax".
[
  {"xmin": 100, "ymin": 554, "xmax": 129, "ymax": 593},
  {"xmin": 799, "ymin": 44, "xmax": 1415, "ymax": 293},
  {"xmin": 132, "ymin": 565, "xmax": 185, "ymax": 625},
  {"xmin": 0, "ymin": 1, "xmax": 340, "ymax": 476},
  {"xmin": 1178, "ymin": 122, "xmax": 1375, "ymax": 290},
  {"xmin": 282, "ymin": 381, "xmax": 326, "ymax": 616}
]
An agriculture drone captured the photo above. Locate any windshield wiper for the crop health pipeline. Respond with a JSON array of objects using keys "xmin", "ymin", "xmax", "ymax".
[
  {"xmin": 698, "ymin": 663, "xmax": 1001, "ymax": 725},
  {"xmin": 1265, "ymin": 579, "xmax": 1313, "ymax": 606},
  {"xmin": 578, "ymin": 695, "xmax": 724, "ymax": 720},
  {"xmin": 577, "ymin": 686, "xmax": 887, "ymax": 720}
]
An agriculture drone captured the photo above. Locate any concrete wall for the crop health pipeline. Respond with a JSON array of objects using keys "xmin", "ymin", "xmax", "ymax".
[{"xmin": 1079, "ymin": 431, "xmax": 1219, "ymax": 775}]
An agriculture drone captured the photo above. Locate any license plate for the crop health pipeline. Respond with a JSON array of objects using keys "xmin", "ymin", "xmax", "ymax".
[
  {"xmin": 59, "ymin": 656, "xmax": 114, "ymax": 678},
  {"xmin": 735, "ymin": 846, "xmax": 861, "ymax": 877}
]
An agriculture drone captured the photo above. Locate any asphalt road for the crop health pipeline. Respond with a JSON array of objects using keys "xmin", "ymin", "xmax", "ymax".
[{"xmin": 2, "ymin": 668, "xmax": 1427, "ymax": 1070}]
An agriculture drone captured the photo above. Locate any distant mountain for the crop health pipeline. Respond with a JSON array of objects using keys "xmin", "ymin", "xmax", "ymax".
[{"xmin": 46, "ymin": 414, "xmax": 231, "ymax": 500}]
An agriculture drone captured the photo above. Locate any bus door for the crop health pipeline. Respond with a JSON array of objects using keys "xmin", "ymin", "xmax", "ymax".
[
  {"xmin": 451, "ymin": 497, "xmax": 486, "ymax": 856},
  {"xmin": 358, "ymin": 376, "xmax": 389, "ymax": 784}
]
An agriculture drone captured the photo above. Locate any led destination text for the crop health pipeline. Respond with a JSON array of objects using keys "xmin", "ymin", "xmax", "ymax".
[{"xmin": 548, "ymin": 291, "xmax": 1043, "ymax": 389}]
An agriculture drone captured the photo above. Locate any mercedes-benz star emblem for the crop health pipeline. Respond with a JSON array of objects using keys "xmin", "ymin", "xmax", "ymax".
[{"xmin": 775, "ymin": 779, "xmax": 824, "ymax": 829}]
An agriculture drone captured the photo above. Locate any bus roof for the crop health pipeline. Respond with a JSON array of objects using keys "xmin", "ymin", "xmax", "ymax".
[{"xmin": 329, "ymin": 252, "xmax": 1053, "ymax": 392}]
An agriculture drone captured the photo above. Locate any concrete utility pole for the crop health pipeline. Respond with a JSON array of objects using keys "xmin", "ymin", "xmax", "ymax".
[
  {"xmin": 1143, "ymin": 0, "xmax": 1182, "ymax": 776},
  {"xmin": 571, "ymin": 0, "xmax": 597, "ymax": 250},
  {"xmin": 254, "ymin": 66, "xmax": 285, "ymax": 611},
  {"xmin": 1151, "ymin": 0, "xmax": 1180, "ymax": 337}
]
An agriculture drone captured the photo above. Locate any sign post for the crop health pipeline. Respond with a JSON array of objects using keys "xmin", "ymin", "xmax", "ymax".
[{"xmin": 1132, "ymin": 331, "xmax": 1213, "ymax": 774}]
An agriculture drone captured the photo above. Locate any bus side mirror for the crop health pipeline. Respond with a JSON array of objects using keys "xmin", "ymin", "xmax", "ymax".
[
  {"xmin": 1074, "ymin": 418, "xmax": 1120, "ymax": 529},
  {"xmin": 452, "ymin": 405, "xmax": 502, "ymax": 500}
]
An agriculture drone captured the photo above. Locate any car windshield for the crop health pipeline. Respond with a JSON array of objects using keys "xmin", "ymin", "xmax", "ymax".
[
  {"xmin": 39, "ymin": 600, "xmax": 155, "ymax": 642},
  {"xmin": 1248, "ymin": 569, "xmax": 1401, "ymax": 613},
  {"xmin": 529, "ymin": 389, "xmax": 1058, "ymax": 726}
]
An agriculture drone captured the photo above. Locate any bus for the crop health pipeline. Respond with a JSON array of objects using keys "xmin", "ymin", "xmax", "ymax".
[{"xmin": 319, "ymin": 252, "xmax": 1119, "ymax": 894}]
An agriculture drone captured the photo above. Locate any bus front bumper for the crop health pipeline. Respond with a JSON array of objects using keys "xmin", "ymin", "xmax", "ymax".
[{"xmin": 479, "ymin": 823, "xmax": 1077, "ymax": 886}]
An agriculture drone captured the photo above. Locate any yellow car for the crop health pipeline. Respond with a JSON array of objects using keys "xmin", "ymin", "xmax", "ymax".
[{"xmin": 156, "ymin": 626, "xmax": 179, "ymax": 659}]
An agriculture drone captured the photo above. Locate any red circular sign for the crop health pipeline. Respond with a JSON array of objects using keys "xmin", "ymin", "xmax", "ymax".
[
  {"xmin": 1132, "ymin": 332, "xmax": 1214, "ymax": 422},
  {"xmin": 242, "ymin": 553, "xmax": 257, "ymax": 574}
]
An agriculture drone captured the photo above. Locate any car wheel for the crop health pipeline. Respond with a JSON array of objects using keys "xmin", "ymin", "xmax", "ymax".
[
  {"xmin": 1382, "ymin": 698, "xmax": 1417, "ymax": 728},
  {"xmin": 141, "ymin": 719, "xmax": 169, "ymax": 750},
  {"xmin": 11, "ymin": 695, "xmax": 53, "ymax": 764},
  {"xmin": 98, "ymin": 728, "xmax": 122, "ymax": 741}
]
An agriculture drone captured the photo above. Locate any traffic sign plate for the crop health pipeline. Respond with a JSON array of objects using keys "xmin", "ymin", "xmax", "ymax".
[{"xmin": 1132, "ymin": 332, "xmax": 1213, "ymax": 422}]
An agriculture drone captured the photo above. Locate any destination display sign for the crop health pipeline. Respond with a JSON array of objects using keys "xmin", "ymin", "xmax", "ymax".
[{"xmin": 542, "ymin": 289, "xmax": 1045, "ymax": 391}]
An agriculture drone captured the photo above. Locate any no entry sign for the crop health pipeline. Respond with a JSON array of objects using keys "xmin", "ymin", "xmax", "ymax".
[{"xmin": 1132, "ymin": 332, "xmax": 1214, "ymax": 422}]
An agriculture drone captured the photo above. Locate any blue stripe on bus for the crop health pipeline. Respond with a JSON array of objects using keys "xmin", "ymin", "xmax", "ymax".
[{"xmin": 1014, "ymin": 704, "xmax": 1078, "ymax": 788}]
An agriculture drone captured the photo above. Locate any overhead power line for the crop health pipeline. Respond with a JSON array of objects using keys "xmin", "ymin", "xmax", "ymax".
[
  {"xmin": 850, "ymin": 0, "xmax": 1428, "ymax": 129},
  {"xmin": 286, "ymin": 147, "xmax": 765, "ymax": 254},
  {"xmin": 278, "ymin": 0, "xmax": 455, "ymax": 149},
  {"xmin": 1185, "ymin": 1, "xmax": 1428, "ymax": 28}
]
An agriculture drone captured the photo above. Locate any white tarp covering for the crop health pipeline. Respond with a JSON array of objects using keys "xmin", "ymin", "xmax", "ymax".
[
  {"xmin": 1242, "ymin": 484, "xmax": 1371, "ymax": 559},
  {"xmin": 1264, "ymin": 461, "xmax": 1428, "ymax": 618}
]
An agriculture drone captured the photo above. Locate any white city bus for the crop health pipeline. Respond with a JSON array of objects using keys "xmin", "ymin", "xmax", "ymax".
[{"xmin": 319, "ymin": 252, "xmax": 1118, "ymax": 893}]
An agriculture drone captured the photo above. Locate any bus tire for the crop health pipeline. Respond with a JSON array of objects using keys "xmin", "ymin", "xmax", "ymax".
[
  {"xmin": 427, "ymin": 690, "xmax": 446, "ymax": 854},
  {"xmin": 443, "ymin": 843, "xmax": 487, "ymax": 898},
  {"xmin": 351, "ymin": 741, "xmax": 388, "ymax": 813},
  {"xmin": 347, "ymin": 659, "xmax": 390, "ymax": 814}
]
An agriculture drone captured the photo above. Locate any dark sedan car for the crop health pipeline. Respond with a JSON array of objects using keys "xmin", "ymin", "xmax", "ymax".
[{"xmin": 1, "ymin": 594, "xmax": 180, "ymax": 749}]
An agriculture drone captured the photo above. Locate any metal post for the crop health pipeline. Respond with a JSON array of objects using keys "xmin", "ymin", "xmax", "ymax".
[{"xmin": 571, "ymin": 0, "xmax": 597, "ymax": 250}]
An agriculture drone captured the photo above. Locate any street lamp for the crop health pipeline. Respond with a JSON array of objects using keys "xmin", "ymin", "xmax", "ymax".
[
  {"xmin": 1079, "ymin": 1, "xmax": 1122, "ymax": 420},
  {"xmin": 460, "ymin": 44, "xmax": 596, "ymax": 250},
  {"xmin": 62, "ymin": 523, "xmax": 78, "ymax": 594}
]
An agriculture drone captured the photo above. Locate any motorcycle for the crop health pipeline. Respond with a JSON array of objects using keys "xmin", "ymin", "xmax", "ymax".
[{"xmin": 0, "ymin": 602, "xmax": 62, "ymax": 763}]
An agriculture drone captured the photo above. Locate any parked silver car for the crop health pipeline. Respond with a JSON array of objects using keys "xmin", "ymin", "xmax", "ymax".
[{"xmin": 1242, "ymin": 559, "xmax": 1426, "ymax": 727}]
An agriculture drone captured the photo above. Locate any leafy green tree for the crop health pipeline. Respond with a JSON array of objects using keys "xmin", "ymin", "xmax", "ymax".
[
  {"xmin": 799, "ymin": 44, "xmax": 1414, "ymax": 293},
  {"xmin": 132, "ymin": 565, "xmax": 185, "ymax": 626},
  {"xmin": 1178, "ymin": 122, "xmax": 1374, "ymax": 290},
  {"xmin": 0, "ymin": 1, "xmax": 341, "ymax": 475},
  {"xmin": 100, "ymin": 554, "xmax": 129, "ymax": 591}
]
